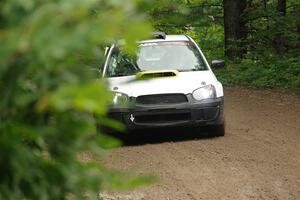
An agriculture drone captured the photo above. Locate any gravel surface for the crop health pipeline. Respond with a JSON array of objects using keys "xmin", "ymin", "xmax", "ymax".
[{"xmin": 101, "ymin": 87, "xmax": 300, "ymax": 200}]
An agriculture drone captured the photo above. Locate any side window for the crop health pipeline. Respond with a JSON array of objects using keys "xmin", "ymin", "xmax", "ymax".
[
  {"xmin": 107, "ymin": 48, "xmax": 140, "ymax": 77},
  {"xmin": 107, "ymin": 53, "xmax": 118, "ymax": 76}
]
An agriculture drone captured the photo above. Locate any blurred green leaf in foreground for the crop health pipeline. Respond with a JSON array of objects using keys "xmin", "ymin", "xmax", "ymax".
[{"xmin": 0, "ymin": 0, "xmax": 154, "ymax": 199}]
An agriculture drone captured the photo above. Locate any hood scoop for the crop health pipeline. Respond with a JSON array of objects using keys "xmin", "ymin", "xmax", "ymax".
[{"xmin": 136, "ymin": 70, "xmax": 178, "ymax": 80}]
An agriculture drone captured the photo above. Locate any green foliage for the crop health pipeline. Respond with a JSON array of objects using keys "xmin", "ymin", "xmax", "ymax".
[
  {"xmin": 244, "ymin": 0, "xmax": 300, "ymax": 56},
  {"xmin": 0, "ymin": 0, "xmax": 154, "ymax": 199},
  {"xmin": 150, "ymin": 0, "xmax": 299, "ymax": 89},
  {"xmin": 214, "ymin": 56, "xmax": 300, "ymax": 89},
  {"xmin": 214, "ymin": 0, "xmax": 300, "ymax": 89}
]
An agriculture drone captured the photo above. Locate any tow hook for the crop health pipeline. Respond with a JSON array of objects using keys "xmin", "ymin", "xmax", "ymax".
[{"xmin": 130, "ymin": 114, "xmax": 135, "ymax": 122}]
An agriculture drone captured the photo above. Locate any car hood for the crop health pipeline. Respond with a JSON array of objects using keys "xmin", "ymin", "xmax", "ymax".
[{"xmin": 106, "ymin": 71, "xmax": 217, "ymax": 97}]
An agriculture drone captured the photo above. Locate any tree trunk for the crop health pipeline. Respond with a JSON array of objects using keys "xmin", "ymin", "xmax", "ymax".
[
  {"xmin": 277, "ymin": 0, "xmax": 286, "ymax": 15},
  {"xmin": 223, "ymin": 0, "xmax": 247, "ymax": 60},
  {"xmin": 274, "ymin": 0, "xmax": 286, "ymax": 55}
]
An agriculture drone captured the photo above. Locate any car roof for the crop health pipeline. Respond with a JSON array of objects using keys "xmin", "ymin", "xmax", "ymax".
[{"xmin": 139, "ymin": 35, "xmax": 189, "ymax": 44}]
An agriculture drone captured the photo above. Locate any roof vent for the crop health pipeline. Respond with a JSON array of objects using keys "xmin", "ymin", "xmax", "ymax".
[{"xmin": 152, "ymin": 32, "xmax": 166, "ymax": 39}]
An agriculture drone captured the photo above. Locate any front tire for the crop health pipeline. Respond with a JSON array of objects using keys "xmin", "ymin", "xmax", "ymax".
[{"xmin": 211, "ymin": 123, "xmax": 225, "ymax": 137}]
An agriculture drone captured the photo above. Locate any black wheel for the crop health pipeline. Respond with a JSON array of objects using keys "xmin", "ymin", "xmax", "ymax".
[{"xmin": 211, "ymin": 123, "xmax": 225, "ymax": 137}]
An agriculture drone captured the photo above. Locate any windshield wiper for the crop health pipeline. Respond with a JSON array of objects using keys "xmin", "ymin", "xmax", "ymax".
[
  {"xmin": 110, "ymin": 73, "xmax": 135, "ymax": 77},
  {"xmin": 177, "ymin": 69, "xmax": 199, "ymax": 72}
]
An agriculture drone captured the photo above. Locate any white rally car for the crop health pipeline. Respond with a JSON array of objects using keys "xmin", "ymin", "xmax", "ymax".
[{"xmin": 101, "ymin": 33, "xmax": 225, "ymax": 136}]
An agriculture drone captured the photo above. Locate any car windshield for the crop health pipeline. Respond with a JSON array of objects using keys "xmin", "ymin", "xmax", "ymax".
[{"xmin": 106, "ymin": 41, "xmax": 207, "ymax": 77}]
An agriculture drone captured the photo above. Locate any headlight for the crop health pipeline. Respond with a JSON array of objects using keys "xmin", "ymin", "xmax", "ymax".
[
  {"xmin": 192, "ymin": 85, "xmax": 216, "ymax": 101},
  {"xmin": 113, "ymin": 92, "xmax": 129, "ymax": 105}
]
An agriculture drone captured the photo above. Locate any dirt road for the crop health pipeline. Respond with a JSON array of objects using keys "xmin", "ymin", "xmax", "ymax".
[{"xmin": 102, "ymin": 87, "xmax": 300, "ymax": 200}]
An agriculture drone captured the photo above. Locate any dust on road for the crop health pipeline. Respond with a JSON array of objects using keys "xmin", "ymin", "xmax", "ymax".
[{"xmin": 101, "ymin": 87, "xmax": 300, "ymax": 200}]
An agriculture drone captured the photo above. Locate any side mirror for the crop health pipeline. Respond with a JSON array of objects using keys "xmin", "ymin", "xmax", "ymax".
[{"xmin": 211, "ymin": 60, "xmax": 225, "ymax": 69}]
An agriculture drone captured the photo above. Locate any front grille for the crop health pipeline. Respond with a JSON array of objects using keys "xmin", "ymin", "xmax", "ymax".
[
  {"xmin": 136, "ymin": 94, "xmax": 188, "ymax": 105},
  {"xmin": 135, "ymin": 113, "xmax": 191, "ymax": 123}
]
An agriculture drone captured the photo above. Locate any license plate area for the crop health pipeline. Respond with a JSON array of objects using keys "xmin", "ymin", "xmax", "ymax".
[{"xmin": 134, "ymin": 109, "xmax": 191, "ymax": 123}]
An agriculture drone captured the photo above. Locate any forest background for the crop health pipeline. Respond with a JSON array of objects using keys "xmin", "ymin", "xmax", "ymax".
[{"xmin": 149, "ymin": 0, "xmax": 300, "ymax": 89}]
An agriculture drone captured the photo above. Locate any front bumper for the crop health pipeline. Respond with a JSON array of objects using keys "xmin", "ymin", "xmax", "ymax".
[{"xmin": 108, "ymin": 97, "xmax": 224, "ymax": 130}]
